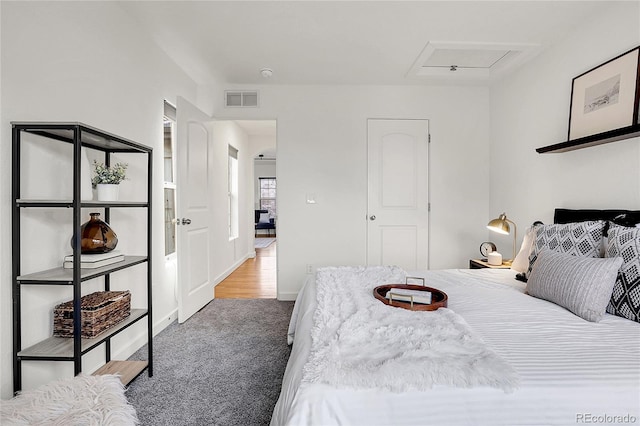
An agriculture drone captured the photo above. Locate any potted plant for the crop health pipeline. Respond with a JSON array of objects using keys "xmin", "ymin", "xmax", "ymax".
[{"xmin": 92, "ymin": 160, "xmax": 128, "ymax": 201}]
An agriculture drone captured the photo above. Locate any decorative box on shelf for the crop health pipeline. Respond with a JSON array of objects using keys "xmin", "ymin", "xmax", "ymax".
[{"xmin": 53, "ymin": 290, "xmax": 131, "ymax": 338}]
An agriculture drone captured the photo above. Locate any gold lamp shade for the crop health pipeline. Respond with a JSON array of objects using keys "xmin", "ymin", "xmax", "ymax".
[
  {"xmin": 487, "ymin": 213, "xmax": 511, "ymax": 235},
  {"xmin": 486, "ymin": 212, "xmax": 517, "ymax": 263}
]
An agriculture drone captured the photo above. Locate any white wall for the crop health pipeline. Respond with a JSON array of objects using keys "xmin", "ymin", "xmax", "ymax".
[
  {"xmin": 209, "ymin": 121, "xmax": 253, "ymax": 283},
  {"xmin": 213, "ymin": 85, "xmax": 492, "ymax": 300},
  {"xmin": 490, "ymin": 1, "xmax": 640, "ymax": 252},
  {"xmin": 0, "ymin": 1, "xmax": 200, "ymax": 397}
]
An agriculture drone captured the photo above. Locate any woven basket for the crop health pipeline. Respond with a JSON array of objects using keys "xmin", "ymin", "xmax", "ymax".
[{"xmin": 53, "ymin": 290, "xmax": 131, "ymax": 338}]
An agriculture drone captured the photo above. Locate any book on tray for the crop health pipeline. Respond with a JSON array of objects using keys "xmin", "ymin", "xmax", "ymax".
[
  {"xmin": 385, "ymin": 288, "xmax": 432, "ymax": 305},
  {"xmin": 63, "ymin": 250, "xmax": 125, "ymax": 269}
]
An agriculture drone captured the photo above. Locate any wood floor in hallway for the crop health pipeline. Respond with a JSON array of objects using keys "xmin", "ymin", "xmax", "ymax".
[{"xmin": 215, "ymin": 238, "xmax": 277, "ymax": 298}]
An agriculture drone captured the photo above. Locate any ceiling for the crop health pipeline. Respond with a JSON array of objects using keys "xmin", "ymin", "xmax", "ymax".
[{"xmin": 119, "ymin": 1, "xmax": 611, "ymax": 86}]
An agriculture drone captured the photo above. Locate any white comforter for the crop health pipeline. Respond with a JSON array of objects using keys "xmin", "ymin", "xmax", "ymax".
[{"xmin": 271, "ymin": 268, "xmax": 640, "ymax": 426}]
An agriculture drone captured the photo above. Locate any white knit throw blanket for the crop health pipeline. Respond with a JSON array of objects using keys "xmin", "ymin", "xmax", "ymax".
[{"xmin": 301, "ymin": 266, "xmax": 519, "ymax": 392}]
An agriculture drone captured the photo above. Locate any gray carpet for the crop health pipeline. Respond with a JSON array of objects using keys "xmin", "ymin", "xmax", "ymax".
[{"xmin": 126, "ymin": 299, "xmax": 294, "ymax": 426}]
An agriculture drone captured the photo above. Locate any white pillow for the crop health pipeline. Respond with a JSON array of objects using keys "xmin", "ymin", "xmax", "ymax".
[
  {"xmin": 258, "ymin": 213, "xmax": 270, "ymax": 224},
  {"xmin": 511, "ymin": 226, "xmax": 535, "ymax": 273},
  {"xmin": 526, "ymin": 249, "xmax": 623, "ymax": 322}
]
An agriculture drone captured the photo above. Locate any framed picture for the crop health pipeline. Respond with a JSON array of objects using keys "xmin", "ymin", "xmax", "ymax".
[{"xmin": 568, "ymin": 46, "xmax": 640, "ymax": 140}]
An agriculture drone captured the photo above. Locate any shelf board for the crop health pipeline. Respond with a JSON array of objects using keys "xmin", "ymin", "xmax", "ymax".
[
  {"xmin": 93, "ymin": 360, "xmax": 148, "ymax": 385},
  {"xmin": 16, "ymin": 199, "xmax": 149, "ymax": 208},
  {"xmin": 536, "ymin": 124, "xmax": 640, "ymax": 153},
  {"xmin": 18, "ymin": 309, "xmax": 147, "ymax": 359},
  {"xmin": 12, "ymin": 122, "xmax": 152, "ymax": 153},
  {"xmin": 17, "ymin": 256, "xmax": 148, "ymax": 284}
]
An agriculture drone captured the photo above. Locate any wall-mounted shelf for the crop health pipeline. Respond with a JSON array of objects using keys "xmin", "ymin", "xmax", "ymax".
[{"xmin": 536, "ymin": 124, "xmax": 640, "ymax": 154}]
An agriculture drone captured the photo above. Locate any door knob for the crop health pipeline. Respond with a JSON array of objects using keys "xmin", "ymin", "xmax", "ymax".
[
  {"xmin": 181, "ymin": 218, "xmax": 192, "ymax": 225},
  {"xmin": 369, "ymin": 215, "xmax": 376, "ymax": 221}
]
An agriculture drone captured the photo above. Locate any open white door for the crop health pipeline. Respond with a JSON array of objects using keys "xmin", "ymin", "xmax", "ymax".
[
  {"xmin": 176, "ymin": 97, "xmax": 214, "ymax": 323},
  {"xmin": 367, "ymin": 119, "xmax": 430, "ymax": 270}
]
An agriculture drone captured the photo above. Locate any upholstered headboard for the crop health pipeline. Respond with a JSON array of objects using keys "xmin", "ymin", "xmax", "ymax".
[{"xmin": 554, "ymin": 208, "xmax": 640, "ymax": 228}]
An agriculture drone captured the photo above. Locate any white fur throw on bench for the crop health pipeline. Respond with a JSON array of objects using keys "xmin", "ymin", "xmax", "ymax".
[{"xmin": 0, "ymin": 374, "xmax": 138, "ymax": 425}]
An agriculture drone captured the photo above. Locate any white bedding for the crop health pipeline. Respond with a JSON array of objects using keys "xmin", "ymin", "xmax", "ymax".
[
  {"xmin": 304, "ymin": 266, "xmax": 518, "ymax": 392},
  {"xmin": 271, "ymin": 268, "xmax": 640, "ymax": 426}
]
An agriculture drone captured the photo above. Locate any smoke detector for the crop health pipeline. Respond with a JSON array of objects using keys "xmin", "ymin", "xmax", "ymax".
[{"xmin": 260, "ymin": 68, "xmax": 273, "ymax": 78}]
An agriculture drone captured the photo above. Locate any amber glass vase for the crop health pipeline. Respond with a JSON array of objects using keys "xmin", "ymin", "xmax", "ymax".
[{"xmin": 72, "ymin": 213, "xmax": 118, "ymax": 254}]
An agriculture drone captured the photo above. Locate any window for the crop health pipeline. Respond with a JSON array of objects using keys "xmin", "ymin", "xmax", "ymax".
[
  {"xmin": 259, "ymin": 178, "xmax": 276, "ymax": 218},
  {"xmin": 163, "ymin": 101, "xmax": 177, "ymax": 257},
  {"xmin": 228, "ymin": 145, "xmax": 239, "ymax": 239}
]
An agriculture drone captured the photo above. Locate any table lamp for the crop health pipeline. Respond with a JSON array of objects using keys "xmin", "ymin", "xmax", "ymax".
[{"xmin": 487, "ymin": 212, "xmax": 517, "ymax": 265}]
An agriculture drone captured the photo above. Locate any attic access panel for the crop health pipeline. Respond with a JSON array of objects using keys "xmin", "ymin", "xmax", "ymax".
[
  {"xmin": 423, "ymin": 49, "xmax": 510, "ymax": 70},
  {"xmin": 408, "ymin": 41, "xmax": 541, "ymax": 81}
]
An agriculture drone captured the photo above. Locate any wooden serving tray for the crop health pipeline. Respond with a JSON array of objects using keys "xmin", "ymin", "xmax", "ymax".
[{"xmin": 373, "ymin": 284, "xmax": 448, "ymax": 311}]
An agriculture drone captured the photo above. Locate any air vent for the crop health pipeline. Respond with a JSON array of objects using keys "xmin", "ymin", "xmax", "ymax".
[{"xmin": 225, "ymin": 91, "xmax": 259, "ymax": 108}]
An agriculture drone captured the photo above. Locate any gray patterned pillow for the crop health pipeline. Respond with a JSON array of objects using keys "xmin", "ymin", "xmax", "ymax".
[
  {"xmin": 605, "ymin": 223, "xmax": 640, "ymax": 323},
  {"xmin": 526, "ymin": 221, "xmax": 605, "ymax": 278},
  {"xmin": 526, "ymin": 249, "xmax": 623, "ymax": 322}
]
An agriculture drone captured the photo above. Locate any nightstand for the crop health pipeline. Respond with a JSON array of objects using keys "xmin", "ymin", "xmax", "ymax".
[{"xmin": 469, "ymin": 259, "xmax": 511, "ymax": 269}]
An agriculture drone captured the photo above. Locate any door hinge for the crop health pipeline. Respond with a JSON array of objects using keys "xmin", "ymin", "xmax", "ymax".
[
  {"xmin": 428, "ymin": 134, "xmax": 431, "ymax": 144},
  {"xmin": 428, "ymin": 203, "xmax": 431, "ymax": 212}
]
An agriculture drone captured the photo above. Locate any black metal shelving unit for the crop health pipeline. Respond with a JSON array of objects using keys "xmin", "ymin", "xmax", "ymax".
[{"xmin": 11, "ymin": 122, "xmax": 153, "ymax": 393}]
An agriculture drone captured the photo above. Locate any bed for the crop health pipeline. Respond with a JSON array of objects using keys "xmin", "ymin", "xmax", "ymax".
[{"xmin": 271, "ymin": 209, "xmax": 640, "ymax": 426}]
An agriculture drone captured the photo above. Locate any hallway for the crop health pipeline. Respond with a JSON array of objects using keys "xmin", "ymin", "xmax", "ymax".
[{"xmin": 215, "ymin": 239, "xmax": 277, "ymax": 298}]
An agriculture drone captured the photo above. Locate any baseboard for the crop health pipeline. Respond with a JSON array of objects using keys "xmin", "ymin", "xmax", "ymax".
[
  {"xmin": 153, "ymin": 308, "xmax": 178, "ymax": 336},
  {"xmin": 213, "ymin": 253, "xmax": 252, "ymax": 287},
  {"xmin": 277, "ymin": 292, "xmax": 298, "ymax": 301}
]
